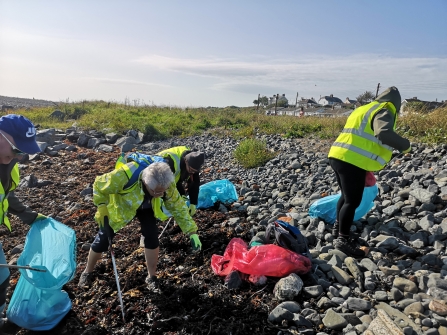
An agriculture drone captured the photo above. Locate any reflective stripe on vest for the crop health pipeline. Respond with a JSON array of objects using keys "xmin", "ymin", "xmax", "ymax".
[
  {"xmin": 329, "ymin": 101, "xmax": 396, "ymax": 171},
  {"xmin": 1, "ymin": 164, "xmax": 20, "ymax": 231},
  {"xmin": 339, "ymin": 103, "xmax": 394, "ymax": 151},
  {"xmin": 119, "ymin": 162, "xmax": 141, "ymax": 194},
  {"xmin": 331, "ymin": 141, "xmax": 387, "ymax": 166}
]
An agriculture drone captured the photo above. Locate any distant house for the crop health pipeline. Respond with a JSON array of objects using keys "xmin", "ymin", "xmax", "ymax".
[
  {"xmin": 344, "ymin": 97, "xmax": 358, "ymax": 105},
  {"xmin": 265, "ymin": 107, "xmax": 285, "ymax": 115},
  {"xmin": 400, "ymin": 97, "xmax": 445, "ymax": 114},
  {"xmin": 296, "ymin": 97, "xmax": 318, "ymax": 108},
  {"xmin": 264, "ymin": 105, "xmax": 352, "ymax": 117},
  {"xmin": 318, "ymin": 94, "xmax": 343, "ymax": 106},
  {"xmin": 268, "ymin": 94, "xmax": 288, "ymax": 106}
]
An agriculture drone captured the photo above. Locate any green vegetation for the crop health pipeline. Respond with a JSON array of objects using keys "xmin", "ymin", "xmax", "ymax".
[
  {"xmin": 12, "ymin": 100, "xmax": 447, "ymax": 164},
  {"xmin": 233, "ymin": 138, "xmax": 276, "ymax": 168},
  {"xmin": 397, "ymin": 107, "xmax": 447, "ymax": 144},
  {"xmin": 17, "ymin": 100, "xmax": 348, "ymax": 141},
  {"xmin": 356, "ymin": 91, "xmax": 375, "ymax": 105}
]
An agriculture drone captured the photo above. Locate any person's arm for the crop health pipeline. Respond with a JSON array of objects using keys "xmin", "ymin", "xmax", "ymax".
[
  {"xmin": 163, "ymin": 183, "xmax": 198, "ymax": 235},
  {"xmin": 187, "ymin": 172, "xmax": 200, "ymax": 205},
  {"xmin": 372, "ymin": 109, "xmax": 410, "ymax": 152},
  {"xmin": 6, "ymin": 192, "xmax": 38, "ymax": 225}
]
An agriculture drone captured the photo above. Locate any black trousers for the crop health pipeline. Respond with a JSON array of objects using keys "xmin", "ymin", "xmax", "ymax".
[
  {"xmin": 329, "ymin": 158, "xmax": 366, "ymax": 236},
  {"xmin": 91, "ymin": 207, "xmax": 159, "ymax": 253}
]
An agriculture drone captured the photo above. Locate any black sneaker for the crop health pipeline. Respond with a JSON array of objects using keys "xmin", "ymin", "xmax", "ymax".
[
  {"xmin": 145, "ymin": 276, "xmax": 161, "ymax": 293},
  {"xmin": 334, "ymin": 237, "xmax": 366, "ymax": 258},
  {"xmin": 332, "ymin": 223, "xmax": 363, "ymax": 242}
]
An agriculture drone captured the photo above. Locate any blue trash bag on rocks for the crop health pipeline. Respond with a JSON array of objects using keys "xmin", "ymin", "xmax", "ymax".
[
  {"xmin": 7, "ymin": 217, "xmax": 76, "ymax": 331},
  {"xmin": 308, "ymin": 184, "xmax": 378, "ymax": 224},
  {"xmin": 197, "ymin": 179, "xmax": 238, "ymax": 209}
]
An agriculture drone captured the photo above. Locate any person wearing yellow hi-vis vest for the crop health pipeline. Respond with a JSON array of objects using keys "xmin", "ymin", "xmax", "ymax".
[
  {"xmin": 156, "ymin": 146, "xmax": 205, "ymax": 216},
  {"xmin": 78, "ymin": 159, "xmax": 202, "ymax": 292},
  {"xmin": 327, "ymin": 87, "xmax": 411, "ymax": 258},
  {"xmin": 0, "ymin": 114, "xmax": 47, "ymax": 329}
]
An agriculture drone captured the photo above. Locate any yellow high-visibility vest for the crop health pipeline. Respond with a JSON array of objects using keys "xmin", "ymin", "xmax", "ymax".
[
  {"xmin": 114, "ymin": 154, "xmax": 169, "ymax": 221},
  {"xmin": 328, "ymin": 101, "xmax": 397, "ymax": 171},
  {"xmin": 0, "ymin": 164, "xmax": 20, "ymax": 231},
  {"xmin": 156, "ymin": 146, "xmax": 190, "ymax": 183}
]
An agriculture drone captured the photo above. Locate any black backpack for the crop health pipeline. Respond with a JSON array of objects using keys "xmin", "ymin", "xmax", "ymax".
[{"xmin": 264, "ymin": 220, "xmax": 311, "ymax": 259}]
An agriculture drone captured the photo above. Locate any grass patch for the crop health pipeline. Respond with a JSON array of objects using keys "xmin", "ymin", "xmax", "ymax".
[
  {"xmin": 11, "ymin": 101, "xmax": 447, "ymax": 146},
  {"xmin": 233, "ymin": 138, "xmax": 276, "ymax": 168},
  {"xmin": 397, "ymin": 107, "xmax": 447, "ymax": 144}
]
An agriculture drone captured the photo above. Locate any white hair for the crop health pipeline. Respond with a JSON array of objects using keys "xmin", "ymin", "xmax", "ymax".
[{"xmin": 141, "ymin": 162, "xmax": 174, "ymax": 190}]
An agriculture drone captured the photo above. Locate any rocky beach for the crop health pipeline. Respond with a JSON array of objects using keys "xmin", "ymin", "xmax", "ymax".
[{"xmin": 1, "ymin": 106, "xmax": 447, "ymax": 335}]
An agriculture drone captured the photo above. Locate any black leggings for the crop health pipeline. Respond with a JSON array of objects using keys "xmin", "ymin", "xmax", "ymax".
[
  {"xmin": 91, "ymin": 207, "xmax": 159, "ymax": 253},
  {"xmin": 329, "ymin": 158, "xmax": 366, "ymax": 236}
]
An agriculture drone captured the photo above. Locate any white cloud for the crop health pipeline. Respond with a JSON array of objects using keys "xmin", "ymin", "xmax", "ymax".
[{"xmin": 133, "ymin": 54, "xmax": 447, "ymax": 101}]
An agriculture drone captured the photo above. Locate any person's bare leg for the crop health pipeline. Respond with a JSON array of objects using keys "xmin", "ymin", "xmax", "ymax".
[
  {"xmin": 83, "ymin": 249, "xmax": 102, "ymax": 273},
  {"xmin": 144, "ymin": 247, "xmax": 159, "ymax": 278}
]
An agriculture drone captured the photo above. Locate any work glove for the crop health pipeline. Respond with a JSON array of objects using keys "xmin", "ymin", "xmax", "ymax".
[
  {"xmin": 96, "ymin": 204, "xmax": 109, "ymax": 229},
  {"xmin": 189, "ymin": 204, "xmax": 197, "ymax": 216},
  {"xmin": 402, "ymin": 146, "xmax": 411, "ymax": 154},
  {"xmin": 33, "ymin": 213, "xmax": 47, "ymax": 223},
  {"xmin": 190, "ymin": 233, "xmax": 202, "ymax": 253}
]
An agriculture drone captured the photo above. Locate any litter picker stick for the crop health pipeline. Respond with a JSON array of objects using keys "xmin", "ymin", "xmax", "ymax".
[
  {"xmin": 105, "ymin": 217, "xmax": 126, "ymax": 323},
  {"xmin": 158, "ymin": 217, "xmax": 172, "ymax": 239},
  {"xmin": 0, "ymin": 264, "xmax": 47, "ymax": 272}
]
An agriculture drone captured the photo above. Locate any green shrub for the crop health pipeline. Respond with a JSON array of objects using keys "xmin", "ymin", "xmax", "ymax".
[
  {"xmin": 233, "ymin": 138, "xmax": 276, "ymax": 168},
  {"xmin": 284, "ymin": 123, "xmax": 323, "ymax": 138},
  {"xmin": 234, "ymin": 126, "xmax": 255, "ymax": 139},
  {"xmin": 194, "ymin": 118, "xmax": 212, "ymax": 131}
]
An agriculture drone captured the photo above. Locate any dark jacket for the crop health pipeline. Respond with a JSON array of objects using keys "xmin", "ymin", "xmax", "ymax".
[
  {"xmin": 164, "ymin": 150, "xmax": 200, "ymax": 205},
  {"xmin": 372, "ymin": 86, "xmax": 410, "ymax": 152}
]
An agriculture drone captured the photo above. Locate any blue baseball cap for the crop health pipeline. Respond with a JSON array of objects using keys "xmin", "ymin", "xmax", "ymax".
[{"xmin": 0, "ymin": 114, "xmax": 41, "ymax": 154}]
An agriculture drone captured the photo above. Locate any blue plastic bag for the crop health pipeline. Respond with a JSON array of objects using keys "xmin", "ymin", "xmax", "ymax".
[
  {"xmin": 7, "ymin": 218, "xmax": 76, "ymax": 330},
  {"xmin": 308, "ymin": 184, "xmax": 378, "ymax": 224},
  {"xmin": 197, "ymin": 179, "xmax": 238, "ymax": 209}
]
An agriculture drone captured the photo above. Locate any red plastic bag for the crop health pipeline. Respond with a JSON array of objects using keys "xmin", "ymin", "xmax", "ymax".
[
  {"xmin": 365, "ymin": 172, "xmax": 376, "ymax": 187},
  {"xmin": 211, "ymin": 238, "xmax": 312, "ymax": 277}
]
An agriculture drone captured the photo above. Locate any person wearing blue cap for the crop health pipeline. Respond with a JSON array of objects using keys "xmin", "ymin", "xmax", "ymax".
[{"xmin": 0, "ymin": 114, "xmax": 48, "ymax": 328}]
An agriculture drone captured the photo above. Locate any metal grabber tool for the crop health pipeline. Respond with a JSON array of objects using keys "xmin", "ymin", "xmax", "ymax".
[
  {"xmin": 0, "ymin": 264, "xmax": 47, "ymax": 272},
  {"xmin": 104, "ymin": 217, "xmax": 125, "ymax": 323}
]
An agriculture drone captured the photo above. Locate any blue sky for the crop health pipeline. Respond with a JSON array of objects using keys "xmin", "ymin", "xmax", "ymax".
[{"xmin": 1, "ymin": 0, "xmax": 446, "ymax": 107}]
